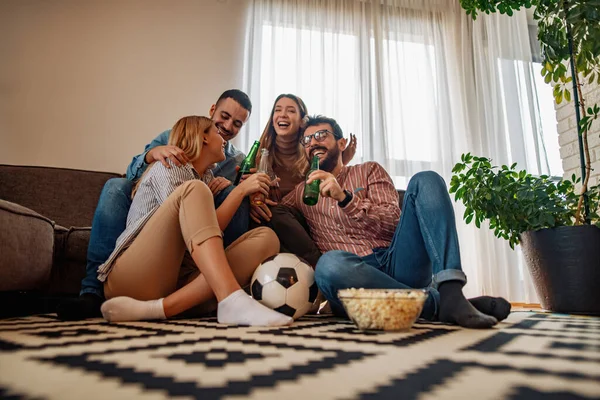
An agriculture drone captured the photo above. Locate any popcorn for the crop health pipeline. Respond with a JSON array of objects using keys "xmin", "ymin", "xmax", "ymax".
[{"xmin": 338, "ymin": 288, "xmax": 427, "ymax": 331}]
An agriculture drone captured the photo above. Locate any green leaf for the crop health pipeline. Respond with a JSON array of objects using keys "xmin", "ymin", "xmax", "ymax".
[
  {"xmin": 465, "ymin": 214, "xmax": 474, "ymax": 225},
  {"xmin": 564, "ymin": 90, "xmax": 571, "ymax": 102},
  {"xmin": 552, "ymin": 69, "xmax": 562, "ymax": 82},
  {"xmin": 463, "ymin": 207, "xmax": 472, "ymax": 219},
  {"xmin": 553, "ymin": 84, "xmax": 561, "ymax": 96}
]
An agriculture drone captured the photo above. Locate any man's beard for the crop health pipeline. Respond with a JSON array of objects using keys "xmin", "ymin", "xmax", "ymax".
[{"xmin": 318, "ymin": 146, "xmax": 340, "ymax": 172}]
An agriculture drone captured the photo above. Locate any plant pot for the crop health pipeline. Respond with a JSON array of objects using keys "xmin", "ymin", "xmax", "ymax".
[{"xmin": 520, "ymin": 225, "xmax": 600, "ymax": 315}]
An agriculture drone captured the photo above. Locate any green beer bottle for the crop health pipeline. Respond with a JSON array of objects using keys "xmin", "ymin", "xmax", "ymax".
[
  {"xmin": 234, "ymin": 140, "xmax": 260, "ymax": 186},
  {"xmin": 303, "ymin": 155, "xmax": 320, "ymax": 206}
]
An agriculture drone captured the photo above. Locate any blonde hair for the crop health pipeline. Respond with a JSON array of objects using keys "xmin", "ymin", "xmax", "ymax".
[
  {"xmin": 168, "ymin": 115, "xmax": 214, "ymax": 162},
  {"xmin": 132, "ymin": 116, "xmax": 214, "ymax": 198},
  {"xmin": 257, "ymin": 94, "xmax": 309, "ymax": 180}
]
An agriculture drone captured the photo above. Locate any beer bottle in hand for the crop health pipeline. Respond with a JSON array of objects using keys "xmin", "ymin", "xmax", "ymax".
[
  {"xmin": 251, "ymin": 149, "xmax": 271, "ymax": 206},
  {"xmin": 234, "ymin": 140, "xmax": 260, "ymax": 185},
  {"xmin": 303, "ymin": 155, "xmax": 320, "ymax": 206}
]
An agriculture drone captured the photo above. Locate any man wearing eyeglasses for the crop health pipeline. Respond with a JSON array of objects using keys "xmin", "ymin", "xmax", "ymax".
[{"xmin": 281, "ymin": 115, "xmax": 511, "ymax": 329}]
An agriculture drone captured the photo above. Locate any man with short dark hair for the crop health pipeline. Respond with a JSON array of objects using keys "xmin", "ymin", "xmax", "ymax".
[
  {"xmin": 281, "ymin": 115, "xmax": 510, "ymax": 328},
  {"xmin": 57, "ymin": 90, "xmax": 253, "ymax": 320},
  {"xmin": 127, "ymin": 89, "xmax": 252, "ymax": 183}
]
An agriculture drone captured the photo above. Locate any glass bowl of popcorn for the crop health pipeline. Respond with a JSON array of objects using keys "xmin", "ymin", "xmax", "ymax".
[{"xmin": 338, "ymin": 288, "xmax": 428, "ymax": 331}]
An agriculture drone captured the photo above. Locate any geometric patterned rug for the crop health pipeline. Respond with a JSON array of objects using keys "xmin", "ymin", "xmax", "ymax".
[{"xmin": 0, "ymin": 312, "xmax": 599, "ymax": 399}]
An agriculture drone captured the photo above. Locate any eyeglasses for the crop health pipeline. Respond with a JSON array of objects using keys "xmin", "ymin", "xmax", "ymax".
[{"xmin": 301, "ymin": 130, "xmax": 332, "ymax": 147}]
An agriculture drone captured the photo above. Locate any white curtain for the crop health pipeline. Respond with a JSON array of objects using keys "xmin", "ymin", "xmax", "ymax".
[
  {"xmin": 463, "ymin": 10, "xmax": 545, "ymax": 302},
  {"xmin": 240, "ymin": 0, "xmax": 548, "ymax": 302}
]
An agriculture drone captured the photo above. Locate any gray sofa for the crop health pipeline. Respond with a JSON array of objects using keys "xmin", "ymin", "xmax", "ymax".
[{"xmin": 0, "ymin": 164, "xmax": 121, "ymax": 301}]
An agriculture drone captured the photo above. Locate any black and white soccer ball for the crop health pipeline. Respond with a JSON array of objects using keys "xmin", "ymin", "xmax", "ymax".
[{"xmin": 250, "ymin": 253, "xmax": 318, "ymax": 320}]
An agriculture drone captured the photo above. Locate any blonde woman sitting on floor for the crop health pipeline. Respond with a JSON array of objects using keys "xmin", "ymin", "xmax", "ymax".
[{"xmin": 97, "ymin": 116, "xmax": 292, "ymax": 326}]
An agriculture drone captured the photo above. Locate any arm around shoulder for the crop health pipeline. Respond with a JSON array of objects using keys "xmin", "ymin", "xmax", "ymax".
[{"xmin": 126, "ymin": 130, "xmax": 170, "ymax": 181}]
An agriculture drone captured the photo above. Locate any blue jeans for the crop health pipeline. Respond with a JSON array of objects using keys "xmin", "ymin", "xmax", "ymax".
[
  {"xmin": 314, "ymin": 171, "xmax": 467, "ymax": 321},
  {"xmin": 81, "ymin": 180, "xmax": 249, "ymax": 298}
]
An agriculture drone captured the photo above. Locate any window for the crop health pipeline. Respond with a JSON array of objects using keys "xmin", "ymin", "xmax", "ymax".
[
  {"xmin": 532, "ymin": 62, "xmax": 563, "ymax": 177},
  {"xmin": 258, "ymin": 24, "xmax": 438, "ymax": 188},
  {"xmin": 496, "ymin": 58, "xmax": 562, "ymax": 177}
]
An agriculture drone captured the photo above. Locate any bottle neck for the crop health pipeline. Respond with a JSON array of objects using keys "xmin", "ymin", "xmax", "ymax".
[
  {"xmin": 241, "ymin": 142, "xmax": 260, "ymax": 170},
  {"xmin": 247, "ymin": 141, "xmax": 260, "ymax": 160},
  {"xmin": 310, "ymin": 156, "xmax": 320, "ymax": 170},
  {"xmin": 258, "ymin": 149, "xmax": 270, "ymax": 172}
]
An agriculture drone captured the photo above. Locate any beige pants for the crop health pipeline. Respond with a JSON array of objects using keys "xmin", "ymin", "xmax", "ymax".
[{"xmin": 104, "ymin": 180, "xmax": 279, "ymax": 312}]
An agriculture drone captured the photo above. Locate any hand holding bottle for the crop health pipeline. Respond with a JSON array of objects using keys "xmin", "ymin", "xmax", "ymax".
[
  {"xmin": 235, "ymin": 172, "xmax": 271, "ymax": 198},
  {"xmin": 249, "ymin": 173, "xmax": 280, "ymax": 223},
  {"xmin": 234, "ymin": 140, "xmax": 260, "ymax": 185},
  {"xmin": 307, "ymin": 170, "xmax": 345, "ymax": 202},
  {"xmin": 251, "ymin": 149, "xmax": 275, "ymax": 206},
  {"xmin": 303, "ymin": 155, "xmax": 321, "ymax": 206},
  {"xmin": 234, "ymin": 166, "xmax": 257, "ymax": 184}
]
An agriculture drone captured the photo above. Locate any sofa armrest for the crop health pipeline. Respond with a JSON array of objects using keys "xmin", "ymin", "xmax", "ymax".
[{"xmin": 0, "ymin": 200, "xmax": 54, "ymax": 291}]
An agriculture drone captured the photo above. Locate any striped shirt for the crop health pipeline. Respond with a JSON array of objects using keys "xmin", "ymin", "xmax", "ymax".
[
  {"xmin": 281, "ymin": 162, "xmax": 400, "ymax": 256},
  {"xmin": 97, "ymin": 160, "xmax": 213, "ymax": 282}
]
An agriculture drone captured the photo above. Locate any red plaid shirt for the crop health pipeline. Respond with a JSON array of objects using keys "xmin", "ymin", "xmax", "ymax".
[{"xmin": 281, "ymin": 162, "xmax": 400, "ymax": 256}]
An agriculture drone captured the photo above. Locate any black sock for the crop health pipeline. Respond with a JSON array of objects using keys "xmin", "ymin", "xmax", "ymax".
[
  {"xmin": 56, "ymin": 293, "xmax": 103, "ymax": 321},
  {"xmin": 469, "ymin": 296, "xmax": 511, "ymax": 321},
  {"xmin": 438, "ymin": 281, "xmax": 498, "ymax": 329}
]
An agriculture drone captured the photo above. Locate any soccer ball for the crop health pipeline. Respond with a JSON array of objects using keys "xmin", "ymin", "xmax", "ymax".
[{"xmin": 250, "ymin": 253, "xmax": 318, "ymax": 320}]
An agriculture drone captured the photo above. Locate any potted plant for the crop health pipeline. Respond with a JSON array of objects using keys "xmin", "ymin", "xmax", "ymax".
[{"xmin": 452, "ymin": 0, "xmax": 600, "ymax": 315}]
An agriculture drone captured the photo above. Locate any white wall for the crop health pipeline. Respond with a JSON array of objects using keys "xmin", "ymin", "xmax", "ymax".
[
  {"xmin": 0, "ymin": 0, "xmax": 250, "ymax": 174},
  {"xmin": 557, "ymin": 81, "xmax": 600, "ymax": 188}
]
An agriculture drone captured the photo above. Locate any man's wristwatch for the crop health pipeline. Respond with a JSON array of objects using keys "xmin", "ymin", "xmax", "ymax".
[{"xmin": 338, "ymin": 189, "xmax": 353, "ymax": 207}]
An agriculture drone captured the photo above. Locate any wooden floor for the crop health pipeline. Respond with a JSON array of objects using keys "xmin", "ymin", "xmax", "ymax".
[{"xmin": 510, "ymin": 302, "xmax": 542, "ymax": 312}]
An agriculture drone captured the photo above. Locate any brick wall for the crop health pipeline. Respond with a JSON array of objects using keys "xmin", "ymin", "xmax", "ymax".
[{"xmin": 556, "ymin": 80, "xmax": 600, "ymax": 188}]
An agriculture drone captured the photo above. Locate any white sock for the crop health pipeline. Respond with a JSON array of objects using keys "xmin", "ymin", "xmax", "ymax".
[
  {"xmin": 217, "ymin": 289, "xmax": 293, "ymax": 327},
  {"xmin": 101, "ymin": 297, "xmax": 166, "ymax": 322}
]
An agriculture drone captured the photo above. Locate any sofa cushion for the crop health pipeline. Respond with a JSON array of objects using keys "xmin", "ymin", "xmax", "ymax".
[{"xmin": 0, "ymin": 200, "xmax": 54, "ymax": 291}]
